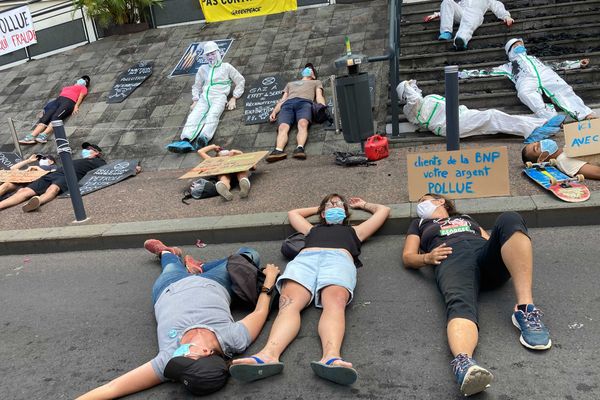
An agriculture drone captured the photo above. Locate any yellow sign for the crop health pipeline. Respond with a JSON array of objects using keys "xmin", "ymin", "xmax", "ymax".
[
  {"xmin": 0, "ymin": 169, "xmax": 49, "ymax": 183},
  {"xmin": 406, "ymin": 146, "xmax": 509, "ymax": 201},
  {"xmin": 563, "ymin": 119, "xmax": 600, "ymax": 157},
  {"xmin": 178, "ymin": 151, "xmax": 268, "ymax": 179},
  {"xmin": 200, "ymin": 0, "xmax": 297, "ymax": 23}
]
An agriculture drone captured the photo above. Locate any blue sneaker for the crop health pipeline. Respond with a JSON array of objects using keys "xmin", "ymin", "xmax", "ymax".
[
  {"xmin": 451, "ymin": 353, "xmax": 493, "ymax": 396},
  {"xmin": 512, "ymin": 304, "xmax": 552, "ymax": 350},
  {"xmin": 524, "ymin": 126, "xmax": 561, "ymax": 143},
  {"xmin": 167, "ymin": 140, "xmax": 194, "ymax": 153},
  {"xmin": 438, "ymin": 31, "xmax": 453, "ymax": 41},
  {"xmin": 544, "ymin": 115, "xmax": 567, "ymax": 128}
]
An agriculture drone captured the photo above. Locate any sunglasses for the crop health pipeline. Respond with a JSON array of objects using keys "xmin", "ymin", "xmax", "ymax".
[{"xmin": 324, "ymin": 200, "xmax": 345, "ymax": 209}]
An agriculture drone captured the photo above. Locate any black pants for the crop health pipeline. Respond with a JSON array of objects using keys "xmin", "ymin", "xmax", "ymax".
[
  {"xmin": 434, "ymin": 212, "xmax": 529, "ymax": 325},
  {"xmin": 38, "ymin": 96, "xmax": 75, "ymax": 125}
]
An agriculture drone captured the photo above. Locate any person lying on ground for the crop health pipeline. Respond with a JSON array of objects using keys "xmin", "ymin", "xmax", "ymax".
[
  {"xmin": 522, "ymin": 138, "xmax": 600, "ymax": 179},
  {"xmin": 402, "ymin": 194, "xmax": 551, "ymax": 397},
  {"xmin": 0, "ymin": 142, "xmax": 105, "ymax": 212},
  {"xmin": 460, "ymin": 38, "xmax": 595, "ymax": 121},
  {"xmin": 18, "ymin": 75, "xmax": 90, "ymax": 145},
  {"xmin": 396, "ymin": 80, "xmax": 565, "ymax": 143},
  {"xmin": 0, "ymin": 154, "xmax": 57, "ymax": 199},
  {"xmin": 265, "ymin": 63, "xmax": 326, "ymax": 163},
  {"xmin": 435, "ymin": 0, "xmax": 513, "ymax": 50},
  {"xmin": 230, "ymin": 194, "xmax": 390, "ymax": 386},
  {"xmin": 167, "ymin": 41, "xmax": 245, "ymax": 154},
  {"xmin": 197, "ymin": 144, "xmax": 252, "ymax": 201},
  {"xmin": 76, "ymin": 241, "xmax": 280, "ymax": 399}
]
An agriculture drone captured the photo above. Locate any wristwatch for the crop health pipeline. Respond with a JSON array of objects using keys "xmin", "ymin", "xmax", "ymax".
[{"xmin": 260, "ymin": 285, "xmax": 275, "ymax": 295}]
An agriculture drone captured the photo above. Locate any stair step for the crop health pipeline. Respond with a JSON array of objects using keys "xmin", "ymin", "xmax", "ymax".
[{"xmin": 400, "ymin": 0, "xmax": 582, "ymax": 13}]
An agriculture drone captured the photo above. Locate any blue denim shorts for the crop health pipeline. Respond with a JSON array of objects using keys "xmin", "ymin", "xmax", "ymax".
[
  {"xmin": 275, "ymin": 249, "xmax": 357, "ymax": 308},
  {"xmin": 278, "ymin": 97, "xmax": 313, "ymax": 126}
]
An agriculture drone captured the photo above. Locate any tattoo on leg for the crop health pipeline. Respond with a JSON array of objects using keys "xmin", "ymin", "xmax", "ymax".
[{"xmin": 279, "ymin": 295, "xmax": 294, "ymax": 310}]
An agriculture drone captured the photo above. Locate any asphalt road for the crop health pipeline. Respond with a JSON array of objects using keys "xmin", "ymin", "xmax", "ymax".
[{"xmin": 1, "ymin": 227, "xmax": 599, "ymax": 399}]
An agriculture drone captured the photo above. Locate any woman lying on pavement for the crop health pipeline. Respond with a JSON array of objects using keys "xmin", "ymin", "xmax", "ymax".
[
  {"xmin": 197, "ymin": 144, "xmax": 252, "ymax": 201},
  {"xmin": 229, "ymin": 194, "xmax": 390, "ymax": 385},
  {"xmin": 402, "ymin": 193, "xmax": 551, "ymax": 397},
  {"xmin": 76, "ymin": 240, "xmax": 280, "ymax": 399}
]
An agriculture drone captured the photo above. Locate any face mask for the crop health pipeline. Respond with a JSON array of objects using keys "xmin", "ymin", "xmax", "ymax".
[
  {"xmin": 539, "ymin": 139, "xmax": 558, "ymax": 160},
  {"xmin": 513, "ymin": 45, "xmax": 526, "ymax": 55},
  {"xmin": 206, "ymin": 51, "xmax": 220, "ymax": 67},
  {"xmin": 76, "ymin": 79, "xmax": 86, "ymax": 86},
  {"xmin": 39, "ymin": 159, "xmax": 51, "ymax": 166},
  {"xmin": 416, "ymin": 200, "xmax": 439, "ymax": 219},
  {"xmin": 218, "ymin": 149, "xmax": 230, "ymax": 157},
  {"xmin": 81, "ymin": 149, "xmax": 94, "ymax": 158},
  {"xmin": 324, "ymin": 207, "xmax": 346, "ymax": 224},
  {"xmin": 301, "ymin": 67, "xmax": 313, "ymax": 78},
  {"xmin": 173, "ymin": 343, "xmax": 197, "ymax": 358}
]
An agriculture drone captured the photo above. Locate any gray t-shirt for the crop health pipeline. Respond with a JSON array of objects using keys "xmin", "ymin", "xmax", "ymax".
[{"xmin": 151, "ymin": 276, "xmax": 251, "ymax": 381}]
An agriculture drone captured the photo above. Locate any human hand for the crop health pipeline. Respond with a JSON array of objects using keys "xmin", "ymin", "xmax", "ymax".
[
  {"xmin": 73, "ymin": 105, "xmax": 79, "ymax": 115},
  {"xmin": 190, "ymin": 101, "xmax": 198, "ymax": 111},
  {"xmin": 269, "ymin": 111, "xmax": 277, "ymax": 122},
  {"xmin": 424, "ymin": 243, "xmax": 453, "ymax": 265},
  {"xmin": 263, "ymin": 264, "xmax": 281, "ymax": 283},
  {"xmin": 504, "ymin": 17, "xmax": 514, "ymax": 26},
  {"xmin": 348, "ymin": 197, "xmax": 367, "ymax": 209},
  {"xmin": 27, "ymin": 154, "xmax": 38, "ymax": 163},
  {"xmin": 581, "ymin": 59, "xmax": 590, "ymax": 68},
  {"xmin": 226, "ymin": 97, "xmax": 237, "ymax": 110}
]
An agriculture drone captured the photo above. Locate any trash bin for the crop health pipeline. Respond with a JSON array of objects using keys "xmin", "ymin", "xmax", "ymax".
[{"xmin": 335, "ymin": 72, "xmax": 374, "ymax": 144}]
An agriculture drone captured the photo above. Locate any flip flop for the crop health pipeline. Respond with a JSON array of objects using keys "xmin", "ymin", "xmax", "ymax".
[
  {"xmin": 310, "ymin": 358, "xmax": 358, "ymax": 385},
  {"xmin": 229, "ymin": 356, "xmax": 284, "ymax": 382}
]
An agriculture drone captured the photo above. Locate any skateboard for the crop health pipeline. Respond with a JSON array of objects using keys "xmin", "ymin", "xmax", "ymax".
[{"xmin": 523, "ymin": 159, "xmax": 590, "ymax": 202}]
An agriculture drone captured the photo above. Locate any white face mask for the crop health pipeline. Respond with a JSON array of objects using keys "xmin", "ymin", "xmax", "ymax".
[
  {"xmin": 218, "ymin": 149, "xmax": 230, "ymax": 157},
  {"xmin": 39, "ymin": 159, "xmax": 51, "ymax": 166},
  {"xmin": 416, "ymin": 199, "xmax": 440, "ymax": 219}
]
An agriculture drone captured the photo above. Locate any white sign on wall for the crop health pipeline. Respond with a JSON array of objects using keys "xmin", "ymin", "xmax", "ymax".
[{"xmin": 0, "ymin": 6, "xmax": 37, "ymax": 56}]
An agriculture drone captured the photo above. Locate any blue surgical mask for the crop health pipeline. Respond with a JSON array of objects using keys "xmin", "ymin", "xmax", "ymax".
[
  {"xmin": 324, "ymin": 207, "xmax": 346, "ymax": 224},
  {"xmin": 513, "ymin": 45, "xmax": 526, "ymax": 55},
  {"xmin": 540, "ymin": 139, "xmax": 558, "ymax": 157},
  {"xmin": 173, "ymin": 343, "xmax": 195, "ymax": 357},
  {"xmin": 81, "ymin": 149, "xmax": 94, "ymax": 158},
  {"xmin": 301, "ymin": 67, "xmax": 313, "ymax": 78},
  {"xmin": 76, "ymin": 78, "xmax": 86, "ymax": 86}
]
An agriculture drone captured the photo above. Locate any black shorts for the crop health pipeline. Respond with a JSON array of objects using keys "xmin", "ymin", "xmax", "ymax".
[
  {"xmin": 434, "ymin": 212, "xmax": 529, "ymax": 325},
  {"xmin": 27, "ymin": 173, "xmax": 67, "ymax": 195},
  {"xmin": 38, "ymin": 96, "xmax": 76, "ymax": 126}
]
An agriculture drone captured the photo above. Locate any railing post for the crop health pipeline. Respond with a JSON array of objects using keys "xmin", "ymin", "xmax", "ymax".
[
  {"xmin": 444, "ymin": 65, "xmax": 460, "ymax": 151},
  {"xmin": 7, "ymin": 118, "xmax": 23, "ymax": 158},
  {"xmin": 389, "ymin": 0, "xmax": 400, "ymax": 137}
]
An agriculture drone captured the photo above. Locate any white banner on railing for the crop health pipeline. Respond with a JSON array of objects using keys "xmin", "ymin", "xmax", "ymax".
[{"xmin": 0, "ymin": 5, "xmax": 37, "ymax": 56}]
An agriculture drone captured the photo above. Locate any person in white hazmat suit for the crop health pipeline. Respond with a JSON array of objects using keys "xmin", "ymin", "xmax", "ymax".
[
  {"xmin": 437, "ymin": 0, "xmax": 514, "ymax": 50},
  {"xmin": 396, "ymin": 80, "xmax": 565, "ymax": 143},
  {"xmin": 459, "ymin": 38, "xmax": 594, "ymax": 121},
  {"xmin": 167, "ymin": 41, "xmax": 245, "ymax": 153}
]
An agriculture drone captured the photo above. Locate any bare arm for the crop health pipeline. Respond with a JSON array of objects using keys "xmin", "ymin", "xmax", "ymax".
[
  {"xmin": 10, "ymin": 154, "xmax": 37, "ymax": 170},
  {"xmin": 577, "ymin": 163, "xmax": 600, "ymax": 180},
  {"xmin": 402, "ymin": 236, "xmax": 453, "ymax": 269},
  {"xmin": 197, "ymin": 144, "xmax": 218, "ymax": 160},
  {"xmin": 315, "ymin": 87, "xmax": 326, "ymax": 105},
  {"xmin": 229, "ymin": 149, "xmax": 243, "ymax": 156},
  {"xmin": 479, "ymin": 227, "xmax": 490, "ymax": 240},
  {"xmin": 239, "ymin": 264, "xmax": 280, "ymax": 341},
  {"xmin": 269, "ymin": 90, "xmax": 289, "ymax": 121},
  {"xmin": 75, "ymin": 362, "xmax": 161, "ymax": 400},
  {"xmin": 349, "ymin": 198, "xmax": 390, "ymax": 242},
  {"xmin": 287, "ymin": 206, "xmax": 319, "ymax": 235},
  {"xmin": 73, "ymin": 91, "xmax": 87, "ymax": 114}
]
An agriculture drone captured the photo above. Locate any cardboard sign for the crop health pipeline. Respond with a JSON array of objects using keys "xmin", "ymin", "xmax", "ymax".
[
  {"xmin": 407, "ymin": 146, "xmax": 509, "ymax": 201},
  {"xmin": 107, "ymin": 61, "xmax": 153, "ymax": 103},
  {"xmin": 169, "ymin": 39, "xmax": 233, "ymax": 78},
  {"xmin": 179, "ymin": 151, "xmax": 268, "ymax": 179},
  {"xmin": 0, "ymin": 6, "xmax": 37, "ymax": 56},
  {"xmin": 563, "ymin": 119, "xmax": 600, "ymax": 157},
  {"xmin": 244, "ymin": 75, "xmax": 284, "ymax": 125},
  {"xmin": 0, "ymin": 169, "xmax": 48, "ymax": 183},
  {"xmin": 200, "ymin": 0, "xmax": 297, "ymax": 23},
  {"xmin": 63, "ymin": 160, "xmax": 139, "ymax": 197},
  {"xmin": 0, "ymin": 152, "xmax": 21, "ymax": 170}
]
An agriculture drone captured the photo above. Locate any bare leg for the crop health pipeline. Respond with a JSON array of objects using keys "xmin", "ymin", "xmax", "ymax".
[
  {"xmin": 275, "ymin": 123, "xmax": 292, "ymax": 150},
  {"xmin": 218, "ymin": 174, "xmax": 231, "ymax": 190},
  {"xmin": 0, "ymin": 187, "xmax": 36, "ymax": 210},
  {"xmin": 41, "ymin": 125, "xmax": 54, "ymax": 135},
  {"xmin": 0, "ymin": 182, "xmax": 17, "ymax": 197},
  {"xmin": 232, "ymin": 281, "xmax": 311, "ymax": 364},
  {"xmin": 317, "ymin": 285, "xmax": 352, "ymax": 368},
  {"xmin": 296, "ymin": 119, "xmax": 309, "ymax": 147},
  {"xmin": 236, "ymin": 171, "xmax": 249, "ymax": 180},
  {"xmin": 447, "ymin": 318, "xmax": 479, "ymax": 357},
  {"xmin": 37, "ymin": 184, "xmax": 61, "ymax": 206},
  {"xmin": 500, "ymin": 232, "xmax": 534, "ymax": 306},
  {"xmin": 31, "ymin": 124, "xmax": 47, "ymax": 137}
]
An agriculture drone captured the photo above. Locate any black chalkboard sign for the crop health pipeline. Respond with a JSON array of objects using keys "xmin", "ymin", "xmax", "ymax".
[
  {"xmin": 107, "ymin": 61, "xmax": 153, "ymax": 103},
  {"xmin": 244, "ymin": 75, "xmax": 284, "ymax": 125},
  {"xmin": 0, "ymin": 152, "xmax": 22, "ymax": 170},
  {"xmin": 63, "ymin": 160, "xmax": 139, "ymax": 197}
]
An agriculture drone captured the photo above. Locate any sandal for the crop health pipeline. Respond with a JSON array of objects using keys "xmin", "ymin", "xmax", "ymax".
[
  {"xmin": 35, "ymin": 133, "xmax": 48, "ymax": 143},
  {"xmin": 310, "ymin": 358, "xmax": 358, "ymax": 385},
  {"xmin": 229, "ymin": 356, "xmax": 284, "ymax": 382},
  {"xmin": 19, "ymin": 134, "xmax": 36, "ymax": 145}
]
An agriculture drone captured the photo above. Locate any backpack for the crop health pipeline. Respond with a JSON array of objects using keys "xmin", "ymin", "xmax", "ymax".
[
  {"xmin": 312, "ymin": 102, "xmax": 333, "ymax": 124},
  {"xmin": 334, "ymin": 151, "xmax": 376, "ymax": 167},
  {"xmin": 181, "ymin": 178, "xmax": 218, "ymax": 204},
  {"xmin": 226, "ymin": 254, "xmax": 266, "ymax": 306},
  {"xmin": 280, "ymin": 232, "xmax": 306, "ymax": 260}
]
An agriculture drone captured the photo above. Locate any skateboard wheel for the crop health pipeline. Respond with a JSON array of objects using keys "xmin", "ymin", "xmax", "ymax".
[
  {"xmin": 576, "ymin": 174, "xmax": 585, "ymax": 182},
  {"xmin": 549, "ymin": 176, "xmax": 557, "ymax": 185},
  {"xmin": 525, "ymin": 161, "xmax": 533, "ymax": 168},
  {"xmin": 549, "ymin": 159, "xmax": 557, "ymax": 166}
]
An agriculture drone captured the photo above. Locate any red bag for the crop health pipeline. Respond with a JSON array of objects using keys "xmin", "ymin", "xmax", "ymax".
[{"xmin": 364, "ymin": 134, "xmax": 389, "ymax": 161}]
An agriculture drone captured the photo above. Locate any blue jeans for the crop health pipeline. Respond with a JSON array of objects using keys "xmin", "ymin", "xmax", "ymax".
[{"xmin": 151, "ymin": 247, "xmax": 260, "ymax": 305}]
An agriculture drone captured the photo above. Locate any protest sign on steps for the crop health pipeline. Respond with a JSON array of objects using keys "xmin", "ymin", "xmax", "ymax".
[
  {"xmin": 107, "ymin": 61, "xmax": 153, "ymax": 103},
  {"xmin": 244, "ymin": 75, "xmax": 284, "ymax": 125}
]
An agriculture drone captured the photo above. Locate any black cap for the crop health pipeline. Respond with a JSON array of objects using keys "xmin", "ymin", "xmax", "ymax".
[
  {"xmin": 36, "ymin": 154, "xmax": 57, "ymax": 163},
  {"xmin": 82, "ymin": 142, "xmax": 102, "ymax": 154},
  {"xmin": 163, "ymin": 355, "xmax": 228, "ymax": 396}
]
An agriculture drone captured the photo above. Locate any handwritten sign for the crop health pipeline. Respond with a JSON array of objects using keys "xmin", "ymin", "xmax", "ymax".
[
  {"xmin": 0, "ymin": 169, "xmax": 47, "ymax": 183},
  {"xmin": 407, "ymin": 146, "xmax": 509, "ymax": 201},
  {"xmin": 107, "ymin": 61, "xmax": 153, "ymax": 103},
  {"xmin": 178, "ymin": 151, "xmax": 268, "ymax": 179},
  {"xmin": 244, "ymin": 75, "xmax": 284, "ymax": 125},
  {"xmin": 0, "ymin": 152, "xmax": 21, "ymax": 170},
  {"xmin": 62, "ymin": 160, "xmax": 139, "ymax": 197},
  {"xmin": 169, "ymin": 39, "xmax": 233, "ymax": 78},
  {"xmin": 0, "ymin": 6, "xmax": 37, "ymax": 56},
  {"xmin": 563, "ymin": 119, "xmax": 600, "ymax": 157}
]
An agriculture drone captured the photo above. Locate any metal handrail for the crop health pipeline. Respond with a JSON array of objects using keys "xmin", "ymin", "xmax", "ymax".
[{"xmin": 368, "ymin": 0, "xmax": 402, "ymax": 137}]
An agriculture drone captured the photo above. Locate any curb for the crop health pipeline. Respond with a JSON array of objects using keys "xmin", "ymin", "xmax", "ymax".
[{"xmin": 1, "ymin": 192, "xmax": 600, "ymax": 255}]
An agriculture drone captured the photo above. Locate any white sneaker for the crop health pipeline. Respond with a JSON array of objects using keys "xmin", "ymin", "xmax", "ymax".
[
  {"xmin": 239, "ymin": 177, "xmax": 251, "ymax": 198},
  {"xmin": 215, "ymin": 181, "xmax": 233, "ymax": 201}
]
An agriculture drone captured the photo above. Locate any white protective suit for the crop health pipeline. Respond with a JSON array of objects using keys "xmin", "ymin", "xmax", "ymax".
[
  {"xmin": 397, "ymin": 80, "xmax": 547, "ymax": 139},
  {"xmin": 459, "ymin": 39, "xmax": 592, "ymax": 120},
  {"xmin": 440, "ymin": 0, "xmax": 510, "ymax": 44},
  {"xmin": 180, "ymin": 52, "xmax": 245, "ymax": 144}
]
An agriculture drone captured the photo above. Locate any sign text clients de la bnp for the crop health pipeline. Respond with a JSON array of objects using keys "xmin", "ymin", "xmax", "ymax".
[{"xmin": 0, "ymin": 6, "xmax": 37, "ymax": 56}]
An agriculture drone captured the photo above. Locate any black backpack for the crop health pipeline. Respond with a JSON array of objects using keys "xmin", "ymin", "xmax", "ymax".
[{"xmin": 334, "ymin": 151, "xmax": 376, "ymax": 167}]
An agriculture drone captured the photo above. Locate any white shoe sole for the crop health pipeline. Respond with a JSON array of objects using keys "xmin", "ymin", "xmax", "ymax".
[
  {"xmin": 512, "ymin": 314, "xmax": 552, "ymax": 350},
  {"xmin": 460, "ymin": 365, "xmax": 493, "ymax": 396},
  {"xmin": 215, "ymin": 182, "xmax": 233, "ymax": 201},
  {"xmin": 22, "ymin": 196, "xmax": 41, "ymax": 212},
  {"xmin": 239, "ymin": 178, "xmax": 251, "ymax": 198}
]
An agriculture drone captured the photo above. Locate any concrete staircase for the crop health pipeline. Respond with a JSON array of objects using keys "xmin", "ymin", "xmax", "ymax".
[{"xmin": 388, "ymin": 0, "xmax": 600, "ymax": 143}]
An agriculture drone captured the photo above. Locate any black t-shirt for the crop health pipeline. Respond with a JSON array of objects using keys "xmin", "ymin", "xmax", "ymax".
[
  {"xmin": 304, "ymin": 224, "xmax": 363, "ymax": 268},
  {"xmin": 53, "ymin": 158, "xmax": 106, "ymax": 180},
  {"xmin": 407, "ymin": 215, "xmax": 484, "ymax": 253}
]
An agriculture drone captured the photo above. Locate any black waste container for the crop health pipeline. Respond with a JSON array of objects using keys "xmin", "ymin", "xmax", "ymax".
[{"xmin": 335, "ymin": 72, "xmax": 373, "ymax": 144}]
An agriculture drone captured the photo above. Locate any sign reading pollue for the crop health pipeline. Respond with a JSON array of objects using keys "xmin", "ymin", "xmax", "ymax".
[
  {"xmin": 107, "ymin": 61, "xmax": 153, "ymax": 103},
  {"xmin": 179, "ymin": 151, "xmax": 268, "ymax": 179},
  {"xmin": 407, "ymin": 146, "xmax": 509, "ymax": 201},
  {"xmin": 563, "ymin": 119, "xmax": 600, "ymax": 157},
  {"xmin": 0, "ymin": 6, "xmax": 36, "ymax": 56},
  {"xmin": 169, "ymin": 39, "xmax": 233, "ymax": 77},
  {"xmin": 244, "ymin": 75, "xmax": 284, "ymax": 125},
  {"xmin": 199, "ymin": 0, "xmax": 297, "ymax": 23}
]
